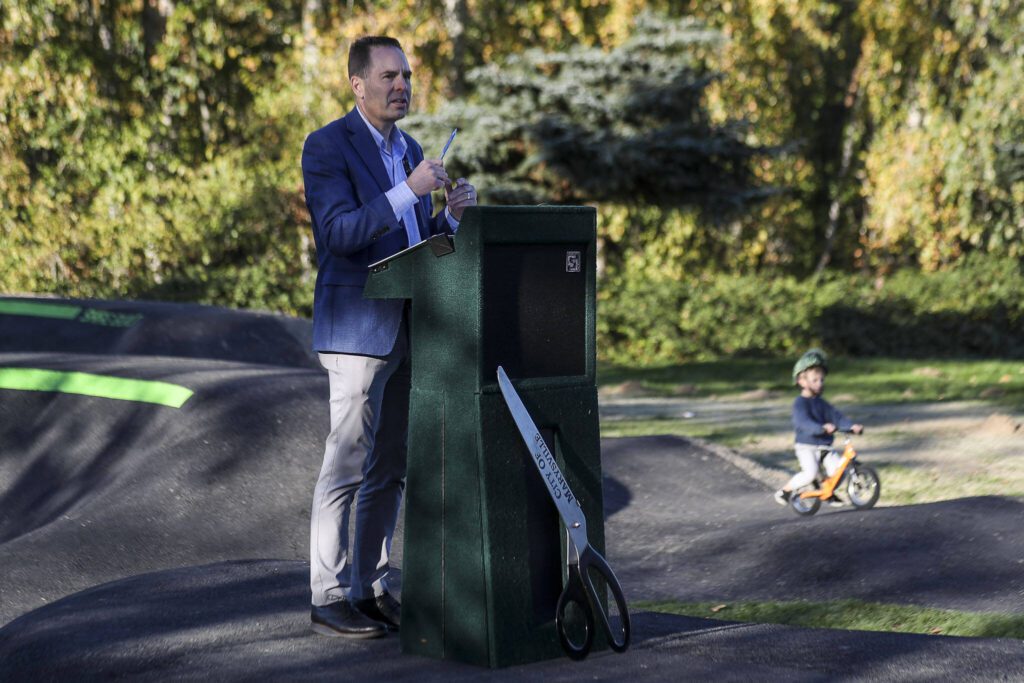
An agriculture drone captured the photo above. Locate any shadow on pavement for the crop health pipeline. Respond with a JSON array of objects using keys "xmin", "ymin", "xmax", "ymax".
[{"xmin": 3, "ymin": 298, "xmax": 1024, "ymax": 679}]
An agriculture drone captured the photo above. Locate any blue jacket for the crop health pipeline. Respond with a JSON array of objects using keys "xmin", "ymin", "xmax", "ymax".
[
  {"xmin": 302, "ymin": 108, "xmax": 454, "ymax": 355},
  {"xmin": 792, "ymin": 395, "xmax": 854, "ymax": 446}
]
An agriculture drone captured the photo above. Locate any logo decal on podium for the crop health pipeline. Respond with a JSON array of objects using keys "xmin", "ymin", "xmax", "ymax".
[{"xmin": 566, "ymin": 251, "xmax": 581, "ymax": 273}]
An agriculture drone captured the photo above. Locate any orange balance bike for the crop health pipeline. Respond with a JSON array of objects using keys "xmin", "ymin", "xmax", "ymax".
[{"xmin": 791, "ymin": 435, "xmax": 881, "ymax": 516}]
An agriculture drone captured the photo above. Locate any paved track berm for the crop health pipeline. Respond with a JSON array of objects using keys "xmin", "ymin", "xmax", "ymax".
[{"xmin": 2, "ymin": 296, "xmax": 1023, "ymax": 680}]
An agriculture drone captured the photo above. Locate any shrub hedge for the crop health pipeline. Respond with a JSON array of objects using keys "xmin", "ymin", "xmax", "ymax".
[{"xmin": 597, "ymin": 255, "xmax": 1024, "ymax": 364}]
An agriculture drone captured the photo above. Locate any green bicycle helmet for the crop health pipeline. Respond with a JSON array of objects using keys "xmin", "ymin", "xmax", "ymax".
[{"xmin": 792, "ymin": 348, "xmax": 828, "ymax": 384}]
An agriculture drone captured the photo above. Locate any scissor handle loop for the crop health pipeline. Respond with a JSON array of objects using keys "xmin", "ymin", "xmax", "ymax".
[
  {"xmin": 555, "ymin": 546, "xmax": 632, "ymax": 660},
  {"xmin": 555, "ymin": 567, "xmax": 595, "ymax": 660},
  {"xmin": 577, "ymin": 545, "xmax": 631, "ymax": 653}
]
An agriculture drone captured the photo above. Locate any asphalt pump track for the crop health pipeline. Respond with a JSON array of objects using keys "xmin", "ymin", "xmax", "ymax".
[{"xmin": 1, "ymin": 296, "xmax": 1023, "ymax": 680}]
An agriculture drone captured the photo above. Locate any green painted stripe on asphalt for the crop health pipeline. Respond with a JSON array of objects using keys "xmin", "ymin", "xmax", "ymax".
[
  {"xmin": 0, "ymin": 368, "xmax": 194, "ymax": 408},
  {"xmin": 0, "ymin": 300, "xmax": 82, "ymax": 320}
]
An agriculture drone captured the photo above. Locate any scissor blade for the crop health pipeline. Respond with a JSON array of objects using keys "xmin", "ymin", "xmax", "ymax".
[{"xmin": 497, "ymin": 366, "xmax": 586, "ymax": 534}]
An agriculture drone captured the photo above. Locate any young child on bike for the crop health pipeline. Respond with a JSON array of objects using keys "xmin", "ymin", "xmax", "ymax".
[{"xmin": 774, "ymin": 348, "xmax": 863, "ymax": 505}]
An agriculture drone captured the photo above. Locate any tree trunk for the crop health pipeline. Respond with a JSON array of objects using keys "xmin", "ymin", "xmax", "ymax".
[
  {"xmin": 142, "ymin": 0, "xmax": 174, "ymax": 63},
  {"xmin": 299, "ymin": 0, "xmax": 322, "ymax": 282},
  {"xmin": 443, "ymin": 0, "xmax": 469, "ymax": 97},
  {"xmin": 301, "ymin": 0, "xmax": 321, "ymax": 118},
  {"xmin": 814, "ymin": 45, "xmax": 865, "ymax": 276}
]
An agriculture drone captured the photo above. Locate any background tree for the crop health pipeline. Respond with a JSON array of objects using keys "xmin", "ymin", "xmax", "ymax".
[
  {"xmin": 683, "ymin": 0, "xmax": 1024, "ymax": 273},
  {"xmin": 409, "ymin": 14, "xmax": 774, "ymax": 278},
  {"xmin": 1, "ymin": 1, "xmax": 1021, "ymax": 363},
  {"xmin": 858, "ymin": 0, "xmax": 1024, "ymax": 270},
  {"xmin": 1, "ymin": 1, "xmax": 310, "ymax": 309}
]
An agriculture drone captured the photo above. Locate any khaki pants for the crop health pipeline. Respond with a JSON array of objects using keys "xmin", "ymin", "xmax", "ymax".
[{"xmin": 309, "ymin": 321, "xmax": 410, "ymax": 605}]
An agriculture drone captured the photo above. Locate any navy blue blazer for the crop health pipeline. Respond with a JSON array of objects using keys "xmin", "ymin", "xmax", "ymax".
[{"xmin": 302, "ymin": 108, "xmax": 454, "ymax": 355}]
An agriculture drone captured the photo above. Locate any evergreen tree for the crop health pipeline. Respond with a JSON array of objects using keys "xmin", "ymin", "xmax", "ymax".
[{"xmin": 415, "ymin": 14, "xmax": 772, "ymax": 214}]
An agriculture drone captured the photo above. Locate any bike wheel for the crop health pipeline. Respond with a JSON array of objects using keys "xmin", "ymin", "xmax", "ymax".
[
  {"xmin": 845, "ymin": 465, "xmax": 881, "ymax": 509},
  {"xmin": 790, "ymin": 485, "xmax": 821, "ymax": 516}
]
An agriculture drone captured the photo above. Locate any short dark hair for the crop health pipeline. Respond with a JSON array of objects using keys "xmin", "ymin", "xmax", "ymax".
[{"xmin": 349, "ymin": 36, "xmax": 404, "ymax": 79}]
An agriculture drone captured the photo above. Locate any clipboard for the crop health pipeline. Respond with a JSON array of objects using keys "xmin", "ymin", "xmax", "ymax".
[{"xmin": 369, "ymin": 233, "xmax": 456, "ymax": 273}]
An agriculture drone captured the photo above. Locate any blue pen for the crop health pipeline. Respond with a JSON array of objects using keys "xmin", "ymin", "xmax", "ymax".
[{"xmin": 439, "ymin": 128, "xmax": 458, "ymax": 160}]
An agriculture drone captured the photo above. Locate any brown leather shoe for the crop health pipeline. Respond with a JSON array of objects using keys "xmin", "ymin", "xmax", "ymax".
[
  {"xmin": 311, "ymin": 600, "xmax": 387, "ymax": 639},
  {"xmin": 354, "ymin": 593, "xmax": 401, "ymax": 631}
]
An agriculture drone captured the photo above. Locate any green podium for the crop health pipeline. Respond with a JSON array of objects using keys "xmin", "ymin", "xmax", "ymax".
[{"xmin": 364, "ymin": 206, "xmax": 605, "ymax": 668}]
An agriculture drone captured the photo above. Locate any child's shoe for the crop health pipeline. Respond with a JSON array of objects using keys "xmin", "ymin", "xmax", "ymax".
[{"xmin": 773, "ymin": 489, "xmax": 791, "ymax": 506}]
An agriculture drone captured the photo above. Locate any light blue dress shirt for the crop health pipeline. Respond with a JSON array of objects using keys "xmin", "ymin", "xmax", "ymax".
[{"xmin": 355, "ymin": 108, "xmax": 457, "ymax": 247}]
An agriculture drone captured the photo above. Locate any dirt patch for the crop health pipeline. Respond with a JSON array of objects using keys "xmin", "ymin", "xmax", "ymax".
[
  {"xmin": 736, "ymin": 389, "xmax": 780, "ymax": 401},
  {"xmin": 977, "ymin": 413, "xmax": 1021, "ymax": 436},
  {"xmin": 600, "ymin": 381, "xmax": 700, "ymax": 398},
  {"xmin": 599, "ymin": 380, "xmax": 653, "ymax": 397}
]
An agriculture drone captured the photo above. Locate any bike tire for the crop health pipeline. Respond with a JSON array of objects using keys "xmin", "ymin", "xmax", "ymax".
[
  {"xmin": 790, "ymin": 485, "xmax": 821, "ymax": 516},
  {"xmin": 845, "ymin": 465, "xmax": 881, "ymax": 509}
]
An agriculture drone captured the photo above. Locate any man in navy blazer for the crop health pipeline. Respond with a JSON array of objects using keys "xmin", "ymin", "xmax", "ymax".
[{"xmin": 302, "ymin": 35, "xmax": 477, "ymax": 639}]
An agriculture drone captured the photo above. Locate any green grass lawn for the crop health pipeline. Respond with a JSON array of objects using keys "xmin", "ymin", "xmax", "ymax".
[
  {"xmin": 598, "ymin": 357, "xmax": 1024, "ymax": 405},
  {"xmin": 639, "ymin": 600, "xmax": 1024, "ymax": 640}
]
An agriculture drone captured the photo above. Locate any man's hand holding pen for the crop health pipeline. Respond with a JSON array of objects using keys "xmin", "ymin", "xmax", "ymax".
[
  {"xmin": 405, "ymin": 160, "xmax": 477, "ymax": 220},
  {"xmin": 406, "ymin": 159, "xmax": 449, "ymax": 196},
  {"xmin": 405, "ymin": 127, "xmax": 477, "ymax": 219}
]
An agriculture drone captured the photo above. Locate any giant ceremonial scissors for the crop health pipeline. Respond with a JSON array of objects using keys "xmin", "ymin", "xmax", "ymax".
[{"xmin": 497, "ymin": 366, "xmax": 631, "ymax": 660}]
